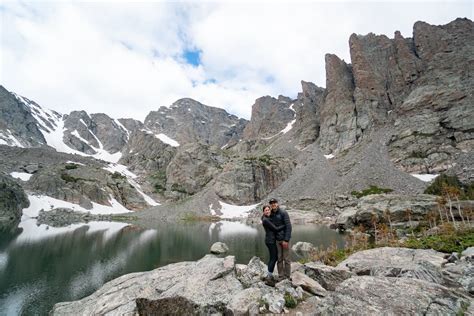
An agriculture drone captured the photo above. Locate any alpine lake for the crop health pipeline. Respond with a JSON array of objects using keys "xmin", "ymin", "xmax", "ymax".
[{"xmin": 0, "ymin": 218, "xmax": 344, "ymax": 315}]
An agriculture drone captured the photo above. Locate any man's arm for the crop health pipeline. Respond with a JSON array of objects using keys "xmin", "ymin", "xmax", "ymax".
[{"xmin": 282, "ymin": 210, "xmax": 292, "ymax": 242}]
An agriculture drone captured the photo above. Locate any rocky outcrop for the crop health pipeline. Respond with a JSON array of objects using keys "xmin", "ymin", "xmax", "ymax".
[
  {"xmin": 26, "ymin": 162, "xmax": 149, "ymax": 210},
  {"xmin": 242, "ymin": 95, "xmax": 295, "ymax": 140},
  {"xmin": 144, "ymin": 98, "xmax": 247, "ymax": 148},
  {"xmin": 302, "ymin": 262, "xmax": 354, "ymax": 291},
  {"xmin": 0, "ymin": 86, "xmax": 48, "ymax": 147},
  {"xmin": 0, "ymin": 173, "xmax": 29, "ymax": 230},
  {"xmin": 52, "ymin": 255, "xmax": 242, "ymax": 315},
  {"xmin": 314, "ymin": 276, "xmax": 470, "ymax": 315},
  {"xmin": 318, "ymin": 54, "xmax": 358, "ymax": 154},
  {"xmin": 214, "ymin": 156, "xmax": 295, "ymax": 204},
  {"xmin": 52, "ymin": 247, "xmax": 473, "ymax": 315},
  {"xmin": 63, "ymin": 111, "xmax": 128, "ymax": 155},
  {"xmin": 387, "ymin": 18, "xmax": 473, "ymax": 175},
  {"xmin": 337, "ymin": 247, "xmax": 446, "ymax": 284},
  {"xmin": 293, "ymin": 81, "xmax": 325, "ymax": 147},
  {"xmin": 165, "ymin": 143, "xmax": 226, "ymax": 198},
  {"xmin": 335, "ymin": 194, "xmax": 474, "ymax": 230}
]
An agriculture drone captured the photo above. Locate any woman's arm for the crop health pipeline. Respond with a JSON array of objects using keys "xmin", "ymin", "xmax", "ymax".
[{"xmin": 262, "ymin": 218, "xmax": 285, "ymax": 232}]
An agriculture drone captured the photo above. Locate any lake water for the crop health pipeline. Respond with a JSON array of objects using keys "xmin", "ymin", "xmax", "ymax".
[{"xmin": 0, "ymin": 219, "xmax": 344, "ymax": 315}]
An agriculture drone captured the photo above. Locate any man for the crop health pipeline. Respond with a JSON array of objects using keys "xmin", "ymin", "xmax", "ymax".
[{"xmin": 269, "ymin": 198, "xmax": 292, "ymax": 280}]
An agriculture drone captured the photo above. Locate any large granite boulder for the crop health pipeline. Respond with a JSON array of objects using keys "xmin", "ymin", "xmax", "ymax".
[
  {"xmin": 314, "ymin": 276, "xmax": 470, "ymax": 315},
  {"xmin": 337, "ymin": 247, "xmax": 446, "ymax": 284},
  {"xmin": 0, "ymin": 173, "xmax": 29, "ymax": 230},
  {"xmin": 52, "ymin": 255, "xmax": 242, "ymax": 315},
  {"xmin": 303, "ymin": 262, "xmax": 354, "ymax": 291}
]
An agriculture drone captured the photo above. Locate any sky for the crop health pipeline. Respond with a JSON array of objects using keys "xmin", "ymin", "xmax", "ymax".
[{"xmin": 0, "ymin": 1, "xmax": 472, "ymax": 120}]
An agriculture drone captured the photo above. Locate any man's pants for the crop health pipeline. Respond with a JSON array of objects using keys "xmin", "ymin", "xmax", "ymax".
[{"xmin": 276, "ymin": 240, "xmax": 291, "ymax": 278}]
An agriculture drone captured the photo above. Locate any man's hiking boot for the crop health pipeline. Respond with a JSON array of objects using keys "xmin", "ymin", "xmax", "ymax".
[{"xmin": 263, "ymin": 275, "xmax": 277, "ymax": 287}]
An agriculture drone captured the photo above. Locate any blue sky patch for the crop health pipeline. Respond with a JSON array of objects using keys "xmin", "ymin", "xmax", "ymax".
[{"xmin": 183, "ymin": 49, "xmax": 201, "ymax": 66}]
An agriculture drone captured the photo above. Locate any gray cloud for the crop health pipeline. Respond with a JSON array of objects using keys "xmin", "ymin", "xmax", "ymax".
[{"xmin": 0, "ymin": 1, "xmax": 471, "ymax": 120}]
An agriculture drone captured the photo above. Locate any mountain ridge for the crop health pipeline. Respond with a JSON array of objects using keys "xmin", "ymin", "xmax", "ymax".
[{"xmin": 0, "ymin": 17, "xmax": 472, "ymax": 227}]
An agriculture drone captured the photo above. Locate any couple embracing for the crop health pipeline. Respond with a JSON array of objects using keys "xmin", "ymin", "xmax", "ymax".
[{"xmin": 261, "ymin": 198, "xmax": 292, "ymax": 283}]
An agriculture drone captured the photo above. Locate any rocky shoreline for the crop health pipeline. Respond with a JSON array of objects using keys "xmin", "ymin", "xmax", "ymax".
[{"xmin": 51, "ymin": 244, "xmax": 473, "ymax": 315}]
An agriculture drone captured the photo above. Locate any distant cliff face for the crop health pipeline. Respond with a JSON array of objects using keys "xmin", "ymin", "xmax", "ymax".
[
  {"xmin": 314, "ymin": 18, "xmax": 473, "ymax": 178},
  {"xmin": 144, "ymin": 98, "xmax": 247, "ymax": 148},
  {"xmin": 0, "ymin": 18, "xmax": 471, "ymax": 214}
]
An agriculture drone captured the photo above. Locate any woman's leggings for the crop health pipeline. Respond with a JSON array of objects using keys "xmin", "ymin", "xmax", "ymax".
[{"xmin": 265, "ymin": 242, "xmax": 278, "ymax": 273}]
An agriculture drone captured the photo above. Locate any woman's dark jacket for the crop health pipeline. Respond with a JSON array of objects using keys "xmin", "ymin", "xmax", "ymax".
[{"xmin": 262, "ymin": 217, "xmax": 285, "ymax": 244}]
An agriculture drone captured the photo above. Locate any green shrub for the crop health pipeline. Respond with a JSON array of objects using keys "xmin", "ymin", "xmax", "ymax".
[
  {"xmin": 408, "ymin": 151, "xmax": 428, "ymax": 159},
  {"xmin": 404, "ymin": 228, "xmax": 474, "ymax": 253},
  {"xmin": 424, "ymin": 174, "xmax": 473, "ymax": 200},
  {"xmin": 60, "ymin": 172, "xmax": 78, "ymax": 183},
  {"xmin": 151, "ymin": 171, "xmax": 167, "ymax": 193},
  {"xmin": 351, "ymin": 185, "xmax": 393, "ymax": 198},
  {"xmin": 65, "ymin": 163, "xmax": 78, "ymax": 170},
  {"xmin": 244, "ymin": 154, "xmax": 274, "ymax": 166},
  {"xmin": 284, "ymin": 293, "xmax": 297, "ymax": 308},
  {"xmin": 111, "ymin": 171, "xmax": 126, "ymax": 180},
  {"xmin": 171, "ymin": 183, "xmax": 189, "ymax": 194}
]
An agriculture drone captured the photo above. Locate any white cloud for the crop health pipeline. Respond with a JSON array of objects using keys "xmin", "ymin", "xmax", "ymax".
[{"xmin": 0, "ymin": 1, "xmax": 471, "ymax": 120}]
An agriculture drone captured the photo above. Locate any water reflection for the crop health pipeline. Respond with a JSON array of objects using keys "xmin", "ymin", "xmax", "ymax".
[{"xmin": 0, "ymin": 219, "xmax": 343, "ymax": 315}]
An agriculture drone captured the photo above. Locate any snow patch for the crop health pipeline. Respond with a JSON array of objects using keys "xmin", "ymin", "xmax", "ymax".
[
  {"xmin": 0, "ymin": 129, "xmax": 24, "ymax": 147},
  {"xmin": 156, "ymin": 133, "xmax": 180, "ymax": 147},
  {"xmin": 210, "ymin": 201, "xmax": 259, "ymax": 219},
  {"xmin": 10, "ymin": 172, "xmax": 32, "ymax": 181},
  {"xmin": 411, "ymin": 174, "xmax": 439, "ymax": 182},
  {"xmin": 71, "ymin": 130, "xmax": 91, "ymax": 145},
  {"xmin": 23, "ymin": 194, "xmax": 132, "ymax": 218},
  {"xmin": 66, "ymin": 161, "xmax": 85, "ymax": 166},
  {"xmin": 324, "ymin": 154, "xmax": 335, "ymax": 159},
  {"xmin": 281, "ymin": 119, "xmax": 296, "ymax": 135}
]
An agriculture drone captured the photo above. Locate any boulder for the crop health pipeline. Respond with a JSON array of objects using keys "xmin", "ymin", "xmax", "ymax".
[
  {"xmin": 227, "ymin": 288, "xmax": 262, "ymax": 316},
  {"xmin": 303, "ymin": 262, "xmax": 354, "ymax": 291},
  {"xmin": 235, "ymin": 256, "xmax": 268, "ymax": 288},
  {"xmin": 0, "ymin": 173, "xmax": 29, "ymax": 231},
  {"xmin": 290, "ymin": 271, "xmax": 327, "ymax": 297},
  {"xmin": 52, "ymin": 255, "xmax": 242, "ymax": 315},
  {"xmin": 275, "ymin": 279, "xmax": 302, "ymax": 301},
  {"xmin": 291, "ymin": 241, "xmax": 316, "ymax": 257},
  {"xmin": 261, "ymin": 291, "xmax": 285, "ymax": 314},
  {"xmin": 210, "ymin": 242, "xmax": 229, "ymax": 254},
  {"xmin": 442, "ymin": 259, "xmax": 474, "ymax": 294},
  {"xmin": 337, "ymin": 247, "xmax": 446, "ymax": 285},
  {"xmin": 461, "ymin": 247, "xmax": 474, "ymax": 259},
  {"xmin": 314, "ymin": 276, "xmax": 470, "ymax": 315}
]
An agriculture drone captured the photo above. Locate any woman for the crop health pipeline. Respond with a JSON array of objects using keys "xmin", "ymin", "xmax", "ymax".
[{"xmin": 261, "ymin": 205, "xmax": 285, "ymax": 282}]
